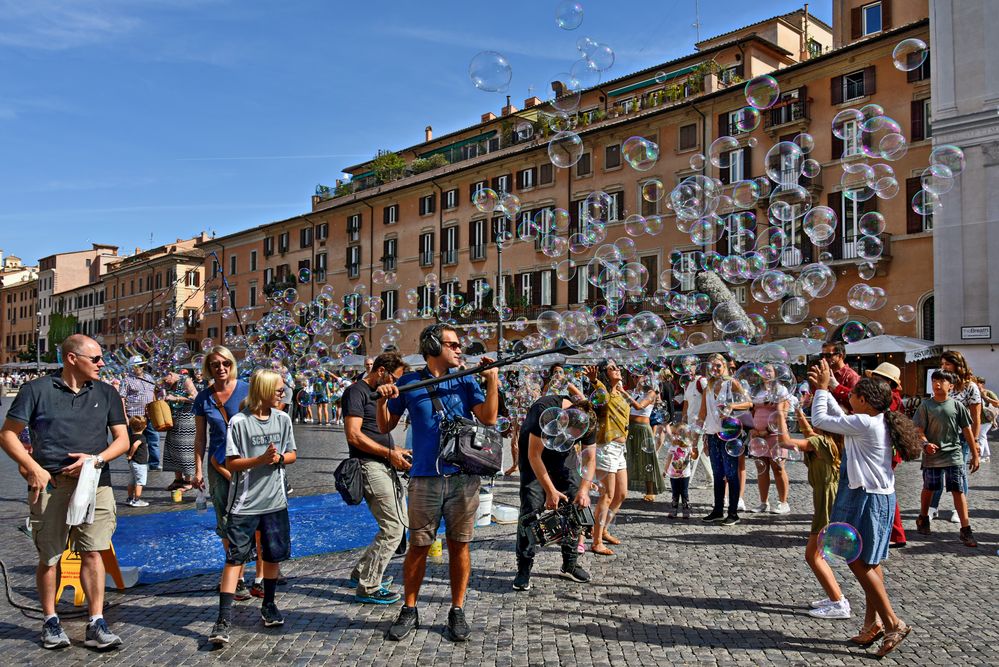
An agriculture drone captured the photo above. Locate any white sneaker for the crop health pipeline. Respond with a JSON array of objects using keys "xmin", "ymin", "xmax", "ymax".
[
  {"xmin": 749, "ymin": 502, "xmax": 770, "ymax": 513},
  {"xmin": 131, "ymin": 499, "xmax": 149, "ymax": 507},
  {"xmin": 950, "ymin": 510, "xmax": 961, "ymax": 524},
  {"xmin": 772, "ymin": 502, "xmax": 791, "ymax": 515},
  {"xmin": 928, "ymin": 507, "xmax": 939, "ymax": 520},
  {"xmin": 124, "ymin": 498, "xmax": 136, "ymax": 507},
  {"xmin": 808, "ymin": 600, "xmax": 852, "ymax": 619},
  {"xmin": 810, "ymin": 597, "xmax": 836, "ymax": 609},
  {"xmin": 738, "ymin": 498, "xmax": 746, "ymax": 512}
]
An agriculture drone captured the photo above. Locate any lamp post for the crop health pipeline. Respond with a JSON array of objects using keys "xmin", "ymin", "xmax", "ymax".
[
  {"xmin": 495, "ymin": 217, "xmax": 506, "ymax": 359},
  {"xmin": 35, "ymin": 309, "xmax": 42, "ymax": 373}
]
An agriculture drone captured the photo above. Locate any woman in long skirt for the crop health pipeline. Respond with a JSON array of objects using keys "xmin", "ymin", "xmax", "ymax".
[
  {"xmin": 163, "ymin": 371, "xmax": 198, "ymax": 491},
  {"xmin": 624, "ymin": 373, "xmax": 665, "ymax": 500}
]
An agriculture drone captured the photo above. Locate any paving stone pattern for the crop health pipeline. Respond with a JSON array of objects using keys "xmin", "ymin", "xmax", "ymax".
[{"xmin": 0, "ymin": 405, "xmax": 996, "ymax": 666}]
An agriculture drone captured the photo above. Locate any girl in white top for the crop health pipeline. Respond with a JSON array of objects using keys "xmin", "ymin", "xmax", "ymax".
[
  {"xmin": 808, "ymin": 360, "xmax": 922, "ymax": 658},
  {"xmin": 698, "ymin": 354, "xmax": 752, "ymax": 523}
]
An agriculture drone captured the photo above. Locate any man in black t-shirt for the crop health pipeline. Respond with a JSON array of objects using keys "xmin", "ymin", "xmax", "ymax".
[
  {"xmin": 514, "ymin": 394, "xmax": 598, "ymax": 592},
  {"xmin": 341, "ymin": 352, "xmax": 411, "ymax": 605}
]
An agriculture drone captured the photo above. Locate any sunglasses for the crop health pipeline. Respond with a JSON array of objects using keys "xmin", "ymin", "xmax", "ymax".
[
  {"xmin": 73, "ymin": 353, "xmax": 103, "ymax": 364},
  {"xmin": 209, "ymin": 360, "xmax": 233, "ymax": 369},
  {"xmin": 819, "ymin": 353, "xmax": 839, "ymax": 359},
  {"xmin": 442, "ymin": 341, "xmax": 462, "ymax": 351}
]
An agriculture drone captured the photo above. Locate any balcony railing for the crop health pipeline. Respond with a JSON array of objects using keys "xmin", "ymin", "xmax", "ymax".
[
  {"xmin": 764, "ymin": 99, "xmax": 809, "ymax": 131},
  {"xmin": 470, "ymin": 244, "xmax": 486, "ymax": 261},
  {"xmin": 778, "ymin": 233, "xmax": 892, "ymax": 268},
  {"xmin": 442, "ymin": 249, "xmax": 457, "ymax": 266},
  {"xmin": 419, "ymin": 252, "xmax": 434, "ymax": 267}
]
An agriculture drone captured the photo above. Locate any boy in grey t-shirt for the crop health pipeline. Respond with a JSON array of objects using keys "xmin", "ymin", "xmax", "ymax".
[{"xmin": 210, "ymin": 370, "xmax": 297, "ymax": 646}]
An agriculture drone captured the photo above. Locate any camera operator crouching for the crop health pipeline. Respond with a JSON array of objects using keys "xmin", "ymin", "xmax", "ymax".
[
  {"xmin": 514, "ymin": 393, "xmax": 599, "ymax": 591},
  {"xmin": 375, "ymin": 324, "xmax": 499, "ymax": 643}
]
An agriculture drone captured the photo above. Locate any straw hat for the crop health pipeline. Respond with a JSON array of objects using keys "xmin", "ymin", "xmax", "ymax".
[{"xmin": 865, "ymin": 362, "xmax": 901, "ymax": 388}]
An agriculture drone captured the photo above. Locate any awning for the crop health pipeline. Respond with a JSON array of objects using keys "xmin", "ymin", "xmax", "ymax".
[
  {"xmin": 844, "ymin": 335, "xmax": 939, "ymax": 362},
  {"xmin": 419, "ymin": 131, "xmax": 497, "ymax": 159},
  {"xmin": 607, "ymin": 64, "xmax": 699, "ymax": 98}
]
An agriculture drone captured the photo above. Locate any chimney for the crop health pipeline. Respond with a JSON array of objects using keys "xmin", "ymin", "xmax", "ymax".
[
  {"xmin": 501, "ymin": 95, "xmax": 518, "ymax": 116},
  {"xmin": 481, "ymin": 111, "xmax": 497, "ymax": 122},
  {"xmin": 523, "ymin": 96, "xmax": 542, "ymax": 109},
  {"xmin": 424, "ymin": 125, "xmax": 433, "ymax": 142}
]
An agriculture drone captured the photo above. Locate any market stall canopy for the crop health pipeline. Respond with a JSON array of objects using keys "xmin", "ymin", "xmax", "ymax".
[{"xmin": 844, "ymin": 335, "xmax": 939, "ymax": 362}]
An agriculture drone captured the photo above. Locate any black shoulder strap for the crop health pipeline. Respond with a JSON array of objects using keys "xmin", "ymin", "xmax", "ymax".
[{"xmin": 420, "ymin": 368, "xmax": 446, "ymax": 416}]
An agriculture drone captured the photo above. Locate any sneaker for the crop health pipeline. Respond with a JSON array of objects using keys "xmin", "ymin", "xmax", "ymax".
[
  {"xmin": 721, "ymin": 514, "xmax": 741, "ymax": 526},
  {"xmin": 915, "ymin": 514, "xmax": 931, "ymax": 536},
  {"xmin": 348, "ymin": 575, "xmax": 393, "ymax": 589},
  {"xmin": 355, "ymin": 587, "xmax": 402, "ymax": 604},
  {"xmin": 682, "ymin": 502, "xmax": 691, "ymax": 520},
  {"xmin": 208, "ymin": 618, "xmax": 231, "ymax": 645},
  {"xmin": 387, "ymin": 605, "xmax": 419, "ymax": 641},
  {"xmin": 234, "ymin": 579, "xmax": 251, "ymax": 602},
  {"xmin": 131, "ymin": 499, "xmax": 149, "ymax": 507},
  {"xmin": 84, "ymin": 618, "xmax": 122, "ymax": 650},
  {"xmin": 810, "ymin": 597, "xmax": 836, "ymax": 609},
  {"xmin": 667, "ymin": 501, "xmax": 679, "ymax": 518},
  {"xmin": 512, "ymin": 567, "xmax": 532, "ymax": 591},
  {"xmin": 250, "ymin": 582, "xmax": 264, "ymax": 599},
  {"xmin": 738, "ymin": 498, "xmax": 746, "ymax": 512},
  {"xmin": 808, "ymin": 600, "xmax": 852, "ymax": 619},
  {"xmin": 950, "ymin": 510, "xmax": 961, "ymax": 524},
  {"xmin": 123, "ymin": 498, "xmax": 134, "ymax": 506},
  {"xmin": 749, "ymin": 501, "xmax": 770, "ymax": 514},
  {"xmin": 260, "ymin": 602, "xmax": 285, "ymax": 627},
  {"xmin": 959, "ymin": 526, "xmax": 978, "ymax": 548},
  {"xmin": 702, "ymin": 511, "xmax": 725, "ymax": 523},
  {"xmin": 927, "ymin": 507, "xmax": 939, "ymax": 521},
  {"xmin": 446, "ymin": 606, "xmax": 471, "ymax": 642},
  {"xmin": 559, "ymin": 563, "xmax": 591, "ymax": 583},
  {"xmin": 772, "ymin": 502, "xmax": 791, "ymax": 515},
  {"xmin": 41, "ymin": 617, "xmax": 70, "ymax": 650}
]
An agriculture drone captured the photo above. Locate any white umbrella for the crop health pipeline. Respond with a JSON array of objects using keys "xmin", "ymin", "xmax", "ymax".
[{"xmin": 845, "ymin": 335, "xmax": 937, "ymax": 359}]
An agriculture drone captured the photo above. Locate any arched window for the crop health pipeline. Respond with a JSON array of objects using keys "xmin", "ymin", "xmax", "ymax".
[{"xmin": 921, "ymin": 295, "xmax": 935, "ymax": 341}]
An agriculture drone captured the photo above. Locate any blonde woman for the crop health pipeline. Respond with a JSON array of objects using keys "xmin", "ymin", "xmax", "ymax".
[{"xmin": 586, "ymin": 361, "xmax": 631, "ymax": 556}]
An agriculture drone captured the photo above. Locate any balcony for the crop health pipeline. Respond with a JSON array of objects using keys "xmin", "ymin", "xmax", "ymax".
[
  {"xmin": 778, "ymin": 233, "xmax": 893, "ymax": 269},
  {"xmin": 418, "ymin": 252, "xmax": 434, "ymax": 268},
  {"xmin": 442, "ymin": 249, "xmax": 458, "ymax": 266},
  {"xmin": 470, "ymin": 244, "xmax": 486, "ymax": 261},
  {"xmin": 764, "ymin": 98, "xmax": 809, "ymax": 135}
]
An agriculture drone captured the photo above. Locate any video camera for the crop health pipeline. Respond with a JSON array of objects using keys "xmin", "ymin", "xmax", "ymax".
[{"xmin": 523, "ymin": 501, "xmax": 595, "ymax": 550}]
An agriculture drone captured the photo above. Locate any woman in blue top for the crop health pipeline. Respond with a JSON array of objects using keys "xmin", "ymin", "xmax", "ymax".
[{"xmin": 193, "ymin": 346, "xmax": 251, "ymax": 552}]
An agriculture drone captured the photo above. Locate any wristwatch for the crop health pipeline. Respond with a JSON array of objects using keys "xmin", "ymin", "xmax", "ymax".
[
  {"xmin": 277, "ymin": 453, "xmax": 285, "ymax": 466},
  {"xmin": 94, "ymin": 455, "xmax": 106, "ymax": 469}
]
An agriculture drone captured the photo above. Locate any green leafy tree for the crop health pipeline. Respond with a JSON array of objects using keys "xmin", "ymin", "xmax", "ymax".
[{"xmin": 371, "ymin": 150, "xmax": 406, "ymax": 183}]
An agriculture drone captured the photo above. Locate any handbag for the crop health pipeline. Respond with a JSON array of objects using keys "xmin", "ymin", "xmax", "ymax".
[
  {"xmin": 334, "ymin": 458, "xmax": 365, "ymax": 505},
  {"xmin": 424, "ymin": 374, "xmax": 503, "ymax": 476},
  {"xmin": 147, "ymin": 399, "xmax": 174, "ymax": 432}
]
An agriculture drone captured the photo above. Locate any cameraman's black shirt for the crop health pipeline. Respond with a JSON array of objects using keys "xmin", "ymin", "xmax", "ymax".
[{"xmin": 518, "ymin": 395, "xmax": 578, "ymax": 485}]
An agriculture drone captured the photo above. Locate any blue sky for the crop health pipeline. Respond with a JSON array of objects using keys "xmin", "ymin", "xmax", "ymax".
[{"xmin": 0, "ymin": 0, "xmax": 831, "ymax": 264}]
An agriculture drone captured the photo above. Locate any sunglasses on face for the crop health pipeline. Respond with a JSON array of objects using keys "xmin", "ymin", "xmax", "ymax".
[
  {"xmin": 442, "ymin": 341, "xmax": 462, "ymax": 351},
  {"xmin": 73, "ymin": 353, "xmax": 103, "ymax": 364},
  {"xmin": 819, "ymin": 352, "xmax": 839, "ymax": 359},
  {"xmin": 209, "ymin": 360, "xmax": 233, "ymax": 369}
]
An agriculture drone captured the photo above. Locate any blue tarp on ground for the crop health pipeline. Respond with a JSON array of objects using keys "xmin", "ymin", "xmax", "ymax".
[{"xmin": 113, "ymin": 493, "xmax": 380, "ymax": 584}]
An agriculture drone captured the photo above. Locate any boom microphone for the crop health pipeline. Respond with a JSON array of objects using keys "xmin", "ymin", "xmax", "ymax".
[{"xmin": 695, "ymin": 271, "xmax": 758, "ymax": 340}]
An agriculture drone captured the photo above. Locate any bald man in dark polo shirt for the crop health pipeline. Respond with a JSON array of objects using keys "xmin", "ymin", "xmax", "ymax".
[{"xmin": 0, "ymin": 334, "xmax": 129, "ymax": 651}]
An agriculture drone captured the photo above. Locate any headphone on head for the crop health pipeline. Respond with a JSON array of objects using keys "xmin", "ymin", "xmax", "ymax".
[{"xmin": 419, "ymin": 324, "xmax": 446, "ymax": 358}]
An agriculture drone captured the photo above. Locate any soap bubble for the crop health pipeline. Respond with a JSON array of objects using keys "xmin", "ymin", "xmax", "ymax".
[
  {"xmin": 473, "ymin": 187, "xmax": 498, "ymax": 213},
  {"xmin": 856, "ymin": 235, "xmax": 883, "ymax": 260},
  {"xmin": 841, "ymin": 320, "xmax": 868, "ymax": 343},
  {"xmin": 708, "ymin": 136, "xmax": 740, "ymax": 168},
  {"xmin": 297, "ymin": 267, "xmax": 311, "ymax": 283},
  {"xmin": 725, "ymin": 439, "xmax": 746, "ymax": 457},
  {"xmin": 622, "ymin": 136, "xmax": 659, "ymax": 171},
  {"xmin": 858, "ymin": 211, "xmax": 886, "ymax": 236},
  {"xmin": 641, "ymin": 179, "xmax": 664, "ymax": 202},
  {"xmin": 801, "ymin": 158, "xmax": 821, "ymax": 179},
  {"xmin": 794, "ymin": 132, "xmax": 815, "ymax": 154},
  {"xmin": 911, "ymin": 189, "xmax": 940, "ymax": 216},
  {"xmin": 895, "ymin": 304, "xmax": 917, "ymax": 322},
  {"xmin": 921, "ymin": 164, "xmax": 954, "ymax": 196},
  {"xmin": 826, "ymin": 305, "xmax": 850, "ymax": 326},
  {"xmin": 734, "ymin": 106, "xmax": 761, "ymax": 132},
  {"xmin": 569, "ymin": 57, "xmax": 600, "ymax": 89},
  {"xmin": 540, "ymin": 406, "xmax": 563, "ymax": 437},
  {"xmin": 548, "ymin": 131, "xmax": 584, "ymax": 167},
  {"xmin": 892, "ymin": 38, "xmax": 928, "ymax": 71},
  {"xmin": 689, "ymin": 152, "xmax": 705, "ymax": 170},
  {"xmin": 717, "ymin": 416, "xmax": 743, "ymax": 442},
  {"xmin": 764, "ymin": 142, "xmax": 804, "ymax": 184},
  {"xmin": 819, "ymin": 522, "xmax": 862, "ymax": 563},
  {"xmin": 858, "ymin": 262, "xmax": 878, "ymax": 280},
  {"xmin": 469, "ymin": 51, "xmax": 512, "ymax": 92},
  {"xmin": 744, "ymin": 75, "xmax": 780, "ymax": 109},
  {"xmin": 930, "ymin": 144, "xmax": 965, "ymax": 176},
  {"xmin": 555, "ymin": 1, "xmax": 584, "ymax": 30},
  {"xmin": 780, "ymin": 297, "xmax": 809, "ymax": 324},
  {"xmin": 831, "ymin": 108, "xmax": 864, "ymax": 140}
]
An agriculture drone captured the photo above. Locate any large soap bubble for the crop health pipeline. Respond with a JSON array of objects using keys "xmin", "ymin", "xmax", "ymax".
[{"xmin": 469, "ymin": 51, "xmax": 512, "ymax": 92}]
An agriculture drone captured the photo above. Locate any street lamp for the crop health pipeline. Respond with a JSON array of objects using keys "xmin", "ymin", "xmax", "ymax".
[{"xmin": 36, "ymin": 309, "xmax": 42, "ymax": 373}]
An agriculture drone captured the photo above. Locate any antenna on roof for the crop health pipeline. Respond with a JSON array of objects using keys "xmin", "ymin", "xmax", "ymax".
[{"xmin": 692, "ymin": 0, "xmax": 701, "ymax": 43}]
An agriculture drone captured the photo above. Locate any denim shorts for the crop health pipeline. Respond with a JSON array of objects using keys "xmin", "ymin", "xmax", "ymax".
[
  {"xmin": 922, "ymin": 465, "xmax": 967, "ymax": 493},
  {"xmin": 129, "ymin": 461, "xmax": 148, "ymax": 486}
]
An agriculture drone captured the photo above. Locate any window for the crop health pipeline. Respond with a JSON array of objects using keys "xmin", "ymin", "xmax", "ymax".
[
  {"xmin": 605, "ymin": 144, "xmax": 621, "ymax": 169},
  {"xmin": 807, "ymin": 38, "xmax": 823, "ymax": 59},
  {"xmin": 347, "ymin": 214, "xmax": 361, "ymax": 242},
  {"xmin": 862, "ymin": 2, "xmax": 882, "ymax": 36},
  {"xmin": 495, "ymin": 174, "xmax": 511, "ymax": 194},
  {"xmin": 575, "ymin": 263, "xmax": 590, "ymax": 302},
  {"xmin": 470, "ymin": 180, "xmax": 487, "ymax": 200},
  {"xmin": 264, "ymin": 267, "xmax": 274, "ymax": 284},
  {"xmin": 419, "ymin": 232, "xmax": 434, "ymax": 266},
  {"xmin": 444, "ymin": 189, "xmax": 459, "ymax": 210},
  {"xmin": 264, "ymin": 236, "xmax": 274, "ymax": 256},
  {"xmin": 461, "ymin": 143, "xmax": 480, "ymax": 160},
  {"xmin": 723, "ymin": 147, "xmax": 745, "ymax": 183},
  {"xmin": 276, "ymin": 263, "xmax": 290, "ymax": 281},
  {"xmin": 539, "ymin": 163, "xmax": 554, "ymax": 185},
  {"xmin": 575, "ymin": 152, "xmax": 591, "ymax": 177},
  {"xmin": 719, "ymin": 64, "xmax": 743, "ymax": 85},
  {"xmin": 842, "ymin": 119, "xmax": 862, "ymax": 157},
  {"xmin": 155, "ymin": 272, "xmax": 163, "ymax": 289},
  {"xmin": 316, "ymin": 223, "xmax": 328, "ymax": 241},
  {"xmin": 383, "ymin": 204, "xmax": 399, "ymax": 225},
  {"xmin": 300, "ymin": 226, "xmax": 313, "ymax": 248},
  {"xmin": 278, "ymin": 232, "xmax": 289, "ymax": 253},
  {"xmin": 539, "ymin": 270, "xmax": 553, "ymax": 306},
  {"xmin": 249, "ymin": 251, "xmax": 257, "ymax": 272},
  {"xmin": 907, "ymin": 53, "xmax": 931, "ymax": 82},
  {"xmin": 922, "ymin": 98, "xmax": 932, "ymax": 138},
  {"xmin": 419, "ymin": 193, "xmax": 436, "ymax": 216},
  {"xmin": 674, "ymin": 251, "xmax": 699, "ymax": 291},
  {"xmin": 382, "ymin": 238, "xmax": 397, "ymax": 271},
  {"xmin": 442, "ymin": 226, "xmax": 458, "ymax": 265},
  {"xmin": 418, "ymin": 284, "xmax": 435, "ymax": 317},
  {"xmin": 518, "ymin": 167, "xmax": 535, "ymax": 190},
  {"xmin": 249, "ymin": 284, "xmax": 257, "ymax": 308},
  {"xmin": 228, "ymin": 289, "xmax": 236, "ymax": 309},
  {"xmin": 229, "ymin": 255, "xmax": 237, "ymax": 276},
  {"xmin": 906, "ymin": 177, "xmax": 934, "ymax": 233},
  {"xmin": 470, "ymin": 277, "xmax": 490, "ymax": 309},
  {"xmin": 679, "ymin": 123, "xmax": 698, "ymax": 151},
  {"xmin": 765, "ymin": 88, "xmax": 806, "ymax": 127},
  {"xmin": 381, "ymin": 289, "xmax": 397, "ymax": 320},
  {"xmin": 839, "ymin": 192, "xmax": 865, "ymax": 257},
  {"xmin": 346, "ymin": 246, "xmax": 361, "ymax": 278},
  {"xmin": 843, "ymin": 70, "xmax": 867, "ymax": 101},
  {"xmin": 470, "ymin": 219, "xmax": 486, "ymax": 260},
  {"xmin": 520, "ymin": 272, "xmax": 533, "ymax": 306},
  {"xmin": 315, "ymin": 252, "xmax": 327, "ymax": 281},
  {"xmin": 920, "ymin": 295, "xmax": 935, "ymax": 340}
]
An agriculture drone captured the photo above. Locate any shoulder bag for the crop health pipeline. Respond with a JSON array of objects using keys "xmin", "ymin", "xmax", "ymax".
[{"xmin": 424, "ymin": 373, "xmax": 503, "ymax": 476}]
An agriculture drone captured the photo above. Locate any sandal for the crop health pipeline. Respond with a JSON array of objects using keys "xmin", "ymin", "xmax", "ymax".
[
  {"xmin": 603, "ymin": 532, "xmax": 621, "ymax": 545},
  {"xmin": 591, "ymin": 545, "xmax": 615, "ymax": 556},
  {"xmin": 642, "ymin": 494, "xmax": 656, "ymax": 502},
  {"xmin": 166, "ymin": 480, "xmax": 184, "ymax": 491},
  {"xmin": 849, "ymin": 623, "xmax": 884, "ymax": 647},
  {"xmin": 875, "ymin": 621, "xmax": 911, "ymax": 658}
]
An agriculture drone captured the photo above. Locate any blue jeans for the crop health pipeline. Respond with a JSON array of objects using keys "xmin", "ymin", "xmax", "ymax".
[
  {"xmin": 930, "ymin": 442, "xmax": 970, "ymax": 507},
  {"xmin": 708, "ymin": 434, "xmax": 741, "ymax": 516},
  {"xmin": 143, "ymin": 422, "xmax": 161, "ymax": 468}
]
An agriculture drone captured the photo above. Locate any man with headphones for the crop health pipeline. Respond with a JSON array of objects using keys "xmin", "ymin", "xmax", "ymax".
[{"xmin": 376, "ymin": 324, "xmax": 498, "ymax": 642}]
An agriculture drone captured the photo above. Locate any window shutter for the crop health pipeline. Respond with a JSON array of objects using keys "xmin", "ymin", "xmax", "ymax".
[
  {"xmin": 381, "ymin": 293, "xmax": 388, "ymax": 321},
  {"xmin": 530, "ymin": 167, "xmax": 538, "ymax": 187},
  {"xmin": 851, "ymin": 7, "xmax": 862, "ymax": 40},
  {"xmin": 452, "ymin": 189, "xmax": 459, "ymax": 208},
  {"xmin": 906, "ymin": 177, "xmax": 923, "ymax": 233},
  {"xmin": 830, "ymin": 75, "xmax": 844, "ymax": 105},
  {"xmin": 719, "ymin": 154, "xmax": 732, "ymax": 185},
  {"xmin": 863, "ymin": 65, "xmax": 876, "ymax": 96},
  {"xmin": 569, "ymin": 199, "xmax": 580, "ymax": 234},
  {"xmin": 613, "ymin": 191, "xmax": 625, "ymax": 220},
  {"xmin": 827, "ymin": 192, "xmax": 844, "ymax": 260},
  {"xmin": 505, "ymin": 173, "xmax": 513, "ymax": 193},
  {"xmin": 417, "ymin": 287, "xmax": 425, "ymax": 313},
  {"xmin": 735, "ymin": 63, "xmax": 744, "ymax": 79},
  {"xmin": 532, "ymin": 271, "xmax": 542, "ymax": 306},
  {"xmin": 469, "ymin": 183, "xmax": 477, "ymax": 200},
  {"xmin": 466, "ymin": 280, "xmax": 475, "ymax": 305},
  {"xmin": 548, "ymin": 270, "xmax": 557, "ymax": 306},
  {"xmin": 490, "ymin": 176, "xmax": 500, "ymax": 191},
  {"xmin": 516, "ymin": 170, "xmax": 525, "ymax": 190},
  {"xmin": 911, "ymin": 100, "xmax": 925, "ymax": 141},
  {"xmin": 718, "ymin": 113, "xmax": 729, "ymax": 138},
  {"xmin": 907, "ymin": 62, "xmax": 920, "ymax": 83},
  {"xmin": 882, "ymin": 0, "xmax": 892, "ymax": 30},
  {"xmin": 830, "ymin": 128, "xmax": 844, "ymax": 161},
  {"xmin": 382, "ymin": 239, "xmax": 390, "ymax": 261},
  {"xmin": 742, "ymin": 145, "xmax": 752, "ymax": 179},
  {"xmin": 383, "ymin": 207, "xmax": 390, "ymax": 224},
  {"xmin": 568, "ymin": 271, "xmax": 578, "ymax": 305},
  {"xmin": 429, "ymin": 193, "xmax": 436, "ymax": 214}
]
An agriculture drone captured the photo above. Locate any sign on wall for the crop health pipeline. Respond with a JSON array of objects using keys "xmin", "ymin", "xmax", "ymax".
[{"xmin": 961, "ymin": 326, "xmax": 992, "ymax": 340}]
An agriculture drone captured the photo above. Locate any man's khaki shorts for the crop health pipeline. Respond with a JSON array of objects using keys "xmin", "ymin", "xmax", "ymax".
[
  {"xmin": 407, "ymin": 475, "xmax": 480, "ymax": 547},
  {"xmin": 29, "ymin": 478, "xmax": 117, "ymax": 566}
]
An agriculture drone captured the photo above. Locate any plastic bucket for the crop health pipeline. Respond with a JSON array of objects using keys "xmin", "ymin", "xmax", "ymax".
[{"xmin": 475, "ymin": 492, "xmax": 493, "ymax": 527}]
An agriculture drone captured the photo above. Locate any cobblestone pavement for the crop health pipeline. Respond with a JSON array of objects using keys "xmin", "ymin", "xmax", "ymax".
[{"xmin": 0, "ymin": 400, "xmax": 997, "ymax": 666}]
